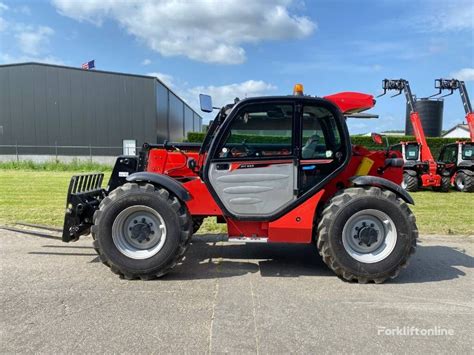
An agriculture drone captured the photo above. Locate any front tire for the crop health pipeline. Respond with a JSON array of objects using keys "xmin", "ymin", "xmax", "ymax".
[
  {"xmin": 455, "ymin": 171, "xmax": 474, "ymax": 192},
  {"xmin": 91, "ymin": 183, "xmax": 192, "ymax": 280},
  {"xmin": 316, "ymin": 187, "xmax": 417, "ymax": 283},
  {"xmin": 433, "ymin": 175, "xmax": 450, "ymax": 192}
]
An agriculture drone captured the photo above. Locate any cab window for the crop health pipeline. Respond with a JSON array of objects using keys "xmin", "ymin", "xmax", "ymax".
[
  {"xmin": 462, "ymin": 144, "xmax": 473, "ymax": 160},
  {"xmin": 405, "ymin": 144, "xmax": 419, "ymax": 160},
  {"xmin": 299, "ymin": 104, "xmax": 345, "ymax": 194},
  {"xmin": 439, "ymin": 145, "xmax": 457, "ymax": 163},
  {"xmin": 216, "ymin": 103, "xmax": 293, "ymax": 159},
  {"xmin": 301, "ymin": 105, "xmax": 341, "ymax": 160}
]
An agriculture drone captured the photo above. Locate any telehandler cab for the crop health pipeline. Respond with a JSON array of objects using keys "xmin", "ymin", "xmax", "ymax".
[
  {"xmin": 432, "ymin": 79, "xmax": 473, "ymax": 192},
  {"xmin": 62, "ymin": 85, "xmax": 417, "ymax": 283},
  {"xmin": 379, "ymin": 79, "xmax": 449, "ymax": 192}
]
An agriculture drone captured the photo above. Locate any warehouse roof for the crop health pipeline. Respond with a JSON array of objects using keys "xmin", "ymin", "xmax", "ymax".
[{"xmin": 0, "ymin": 61, "xmax": 202, "ymax": 119}]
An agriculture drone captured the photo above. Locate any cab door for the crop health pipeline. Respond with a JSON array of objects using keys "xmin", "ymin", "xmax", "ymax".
[
  {"xmin": 205, "ymin": 102, "xmax": 297, "ymax": 218},
  {"xmin": 298, "ymin": 103, "xmax": 349, "ymax": 195}
]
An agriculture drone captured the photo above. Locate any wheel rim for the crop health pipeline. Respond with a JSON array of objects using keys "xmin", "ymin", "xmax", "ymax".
[
  {"xmin": 456, "ymin": 175, "xmax": 465, "ymax": 190},
  {"xmin": 112, "ymin": 205, "xmax": 167, "ymax": 260},
  {"xmin": 342, "ymin": 209, "xmax": 397, "ymax": 263}
]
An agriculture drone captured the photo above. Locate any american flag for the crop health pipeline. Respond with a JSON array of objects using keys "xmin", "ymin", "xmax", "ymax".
[{"xmin": 81, "ymin": 60, "xmax": 95, "ymax": 70}]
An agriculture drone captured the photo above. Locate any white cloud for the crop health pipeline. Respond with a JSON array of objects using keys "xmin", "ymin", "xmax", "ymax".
[
  {"xmin": 146, "ymin": 72, "xmax": 174, "ymax": 87},
  {"xmin": 188, "ymin": 80, "xmax": 277, "ymax": 108},
  {"xmin": 15, "ymin": 25, "xmax": 54, "ymax": 55},
  {"xmin": 0, "ymin": 53, "xmax": 64, "ymax": 65},
  {"xmin": 410, "ymin": 0, "xmax": 474, "ymax": 33},
  {"xmin": 0, "ymin": 3, "xmax": 59, "ymax": 64},
  {"xmin": 52, "ymin": 0, "xmax": 316, "ymax": 64},
  {"xmin": 450, "ymin": 68, "xmax": 474, "ymax": 82},
  {"xmin": 141, "ymin": 58, "xmax": 151, "ymax": 66},
  {"xmin": 183, "ymin": 80, "xmax": 277, "ymax": 121}
]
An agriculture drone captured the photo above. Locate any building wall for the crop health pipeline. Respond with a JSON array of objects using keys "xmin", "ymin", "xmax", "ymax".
[
  {"xmin": 442, "ymin": 127, "xmax": 470, "ymax": 139},
  {"xmin": 0, "ymin": 63, "xmax": 202, "ymax": 156}
]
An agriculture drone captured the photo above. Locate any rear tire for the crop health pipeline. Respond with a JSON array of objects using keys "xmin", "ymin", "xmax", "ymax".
[
  {"xmin": 455, "ymin": 171, "xmax": 474, "ymax": 192},
  {"xmin": 91, "ymin": 183, "xmax": 192, "ymax": 280},
  {"xmin": 402, "ymin": 171, "xmax": 418, "ymax": 192},
  {"xmin": 433, "ymin": 176, "xmax": 450, "ymax": 192},
  {"xmin": 316, "ymin": 187, "xmax": 417, "ymax": 283}
]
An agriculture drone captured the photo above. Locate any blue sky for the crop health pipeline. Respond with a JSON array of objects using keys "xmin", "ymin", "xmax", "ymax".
[{"xmin": 0, "ymin": 0, "xmax": 473, "ymax": 133}]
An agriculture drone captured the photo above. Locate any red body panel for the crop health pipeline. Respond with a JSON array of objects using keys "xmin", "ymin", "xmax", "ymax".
[
  {"xmin": 225, "ymin": 190, "xmax": 325, "ymax": 243},
  {"xmin": 467, "ymin": 112, "xmax": 474, "ymax": 142},
  {"xmin": 182, "ymin": 178, "xmax": 222, "ymax": 216},
  {"xmin": 268, "ymin": 190, "xmax": 325, "ymax": 243},
  {"xmin": 324, "ymin": 92, "xmax": 375, "ymax": 114},
  {"xmin": 147, "ymin": 149, "xmax": 200, "ymax": 177}
]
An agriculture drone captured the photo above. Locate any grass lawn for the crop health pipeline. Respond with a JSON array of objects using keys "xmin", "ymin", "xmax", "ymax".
[{"xmin": 0, "ymin": 169, "xmax": 472, "ymax": 235}]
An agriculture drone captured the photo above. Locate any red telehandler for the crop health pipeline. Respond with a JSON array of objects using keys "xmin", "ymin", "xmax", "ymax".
[
  {"xmin": 378, "ymin": 79, "xmax": 450, "ymax": 192},
  {"xmin": 62, "ymin": 85, "xmax": 418, "ymax": 283},
  {"xmin": 433, "ymin": 79, "xmax": 474, "ymax": 192}
]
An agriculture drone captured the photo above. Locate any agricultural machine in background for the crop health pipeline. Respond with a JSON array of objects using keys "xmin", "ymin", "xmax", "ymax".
[
  {"xmin": 378, "ymin": 79, "xmax": 449, "ymax": 192},
  {"xmin": 62, "ymin": 85, "xmax": 418, "ymax": 284},
  {"xmin": 433, "ymin": 79, "xmax": 474, "ymax": 192}
]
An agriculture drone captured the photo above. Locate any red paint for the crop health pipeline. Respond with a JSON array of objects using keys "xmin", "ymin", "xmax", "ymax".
[
  {"xmin": 147, "ymin": 149, "xmax": 200, "ymax": 177},
  {"xmin": 227, "ymin": 219, "xmax": 268, "ymax": 238},
  {"xmin": 467, "ymin": 112, "xmax": 474, "ymax": 142},
  {"xmin": 182, "ymin": 178, "xmax": 222, "ymax": 216},
  {"xmin": 268, "ymin": 190, "xmax": 325, "ymax": 243},
  {"xmin": 406, "ymin": 111, "xmax": 442, "ymax": 187},
  {"xmin": 324, "ymin": 92, "xmax": 375, "ymax": 114}
]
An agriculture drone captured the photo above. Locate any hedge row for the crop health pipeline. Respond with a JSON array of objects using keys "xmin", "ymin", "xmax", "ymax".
[{"xmin": 186, "ymin": 132, "xmax": 462, "ymax": 158}]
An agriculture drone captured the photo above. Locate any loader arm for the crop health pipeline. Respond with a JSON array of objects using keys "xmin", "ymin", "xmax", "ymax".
[
  {"xmin": 433, "ymin": 79, "xmax": 474, "ymax": 142},
  {"xmin": 379, "ymin": 79, "xmax": 444, "ymax": 188},
  {"xmin": 459, "ymin": 81, "xmax": 474, "ymax": 142},
  {"xmin": 382, "ymin": 79, "xmax": 436, "ymax": 172}
]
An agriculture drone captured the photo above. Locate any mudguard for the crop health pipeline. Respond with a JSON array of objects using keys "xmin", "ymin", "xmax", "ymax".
[
  {"xmin": 404, "ymin": 169, "xmax": 418, "ymax": 176},
  {"xmin": 350, "ymin": 175, "xmax": 414, "ymax": 205},
  {"xmin": 126, "ymin": 172, "xmax": 191, "ymax": 201},
  {"xmin": 459, "ymin": 168, "xmax": 474, "ymax": 176}
]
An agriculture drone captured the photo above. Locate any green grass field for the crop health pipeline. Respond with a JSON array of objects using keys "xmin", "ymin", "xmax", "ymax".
[{"xmin": 0, "ymin": 169, "xmax": 472, "ymax": 235}]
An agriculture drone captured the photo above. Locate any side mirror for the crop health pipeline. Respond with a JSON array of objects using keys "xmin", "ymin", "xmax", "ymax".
[
  {"xmin": 371, "ymin": 132, "xmax": 384, "ymax": 145},
  {"xmin": 199, "ymin": 94, "xmax": 213, "ymax": 113}
]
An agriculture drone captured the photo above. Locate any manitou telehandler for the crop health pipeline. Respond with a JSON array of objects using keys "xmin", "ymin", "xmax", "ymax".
[
  {"xmin": 379, "ymin": 79, "xmax": 449, "ymax": 192},
  {"xmin": 432, "ymin": 79, "xmax": 473, "ymax": 192},
  {"xmin": 62, "ymin": 85, "xmax": 417, "ymax": 283}
]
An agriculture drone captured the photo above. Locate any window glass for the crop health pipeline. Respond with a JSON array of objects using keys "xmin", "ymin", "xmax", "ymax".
[
  {"xmin": 405, "ymin": 144, "xmax": 419, "ymax": 160},
  {"xmin": 440, "ymin": 145, "xmax": 457, "ymax": 163},
  {"xmin": 462, "ymin": 144, "xmax": 473, "ymax": 160},
  {"xmin": 391, "ymin": 144, "xmax": 402, "ymax": 153},
  {"xmin": 299, "ymin": 105, "xmax": 344, "ymax": 194},
  {"xmin": 217, "ymin": 103, "xmax": 293, "ymax": 159},
  {"xmin": 301, "ymin": 105, "xmax": 341, "ymax": 159}
]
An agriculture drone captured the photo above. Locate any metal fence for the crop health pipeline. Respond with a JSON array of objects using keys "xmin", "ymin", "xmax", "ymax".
[{"xmin": 0, "ymin": 144, "xmax": 138, "ymax": 162}]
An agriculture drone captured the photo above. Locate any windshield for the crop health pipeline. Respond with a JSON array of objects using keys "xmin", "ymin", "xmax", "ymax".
[
  {"xmin": 462, "ymin": 144, "xmax": 473, "ymax": 160},
  {"xmin": 405, "ymin": 144, "xmax": 419, "ymax": 160}
]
